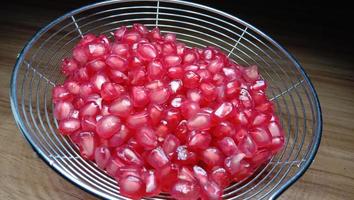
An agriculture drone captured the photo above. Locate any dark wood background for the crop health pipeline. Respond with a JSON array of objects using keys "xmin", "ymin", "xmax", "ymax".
[{"xmin": 1, "ymin": 0, "xmax": 353, "ymax": 199}]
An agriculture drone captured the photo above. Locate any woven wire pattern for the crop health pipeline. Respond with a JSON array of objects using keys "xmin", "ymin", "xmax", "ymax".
[{"xmin": 10, "ymin": 0, "xmax": 322, "ymax": 199}]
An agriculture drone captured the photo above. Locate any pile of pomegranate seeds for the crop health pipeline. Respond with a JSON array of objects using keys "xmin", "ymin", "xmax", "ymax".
[{"xmin": 53, "ymin": 24, "xmax": 285, "ymax": 200}]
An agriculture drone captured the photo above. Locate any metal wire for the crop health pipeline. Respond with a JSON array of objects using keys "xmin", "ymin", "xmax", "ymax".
[{"xmin": 9, "ymin": 0, "xmax": 322, "ymax": 199}]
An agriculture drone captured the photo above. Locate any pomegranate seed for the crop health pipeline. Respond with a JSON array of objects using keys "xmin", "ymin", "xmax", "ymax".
[
  {"xmin": 100, "ymin": 82, "xmax": 123, "ymax": 101},
  {"xmin": 135, "ymin": 127, "xmax": 158, "ymax": 150},
  {"xmin": 116, "ymin": 146, "xmax": 144, "ymax": 166},
  {"xmin": 79, "ymin": 102, "xmax": 99, "ymax": 117},
  {"xmin": 162, "ymin": 42, "xmax": 177, "ymax": 55},
  {"xmin": 212, "ymin": 121, "xmax": 235, "ymax": 138},
  {"xmin": 94, "ymin": 146, "xmax": 111, "ymax": 169},
  {"xmin": 59, "ymin": 118, "xmax": 80, "ymax": 135},
  {"xmin": 169, "ymin": 79, "xmax": 184, "ymax": 94},
  {"xmin": 187, "ymin": 89, "xmax": 202, "ymax": 102},
  {"xmin": 218, "ymin": 137, "xmax": 238, "ymax": 156},
  {"xmin": 187, "ymin": 131, "xmax": 211, "ymax": 151},
  {"xmin": 106, "ymin": 55, "xmax": 128, "ymax": 71},
  {"xmin": 171, "ymin": 96, "xmax": 184, "ymax": 108},
  {"xmin": 108, "ymin": 69, "xmax": 128, "ymax": 84},
  {"xmin": 79, "ymin": 34, "xmax": 96, "ymax": 46},
  {"xmin": 54, "ymin": 101, "xmax": 74, "ymax": 120},
  {"xmin": 193, "ymin": 165, "xmax": 208, "ymax": 185},
  {"xmin": 187, "ymin": 112, "xmax": 212, "ymax": 131},
  {"xmin": 164, "ymin": 108, "xmax": 181, "ymax": 130},
  {"xmin": 119, "ymin": 175, "xmax": 146, "ymax": 199},
  {"xmin": 72, "ymin": 46, "xmax": 88, "ymax": 65},
  {"xmin": 106, "ymin": 157, "xmax": 125, "ymax": 176},
  {"xmin": 126, "ymin": 110, "xmax": 149, "ymax": 129},
  {"xmin": 143, "ymin": 170, "xmax": 161, "ymax": 197},
  {"xmin": 122, "ymin": 31, "xmax": 141, "ymax": 44},
  {"xmin": 131, "ymin": 86, "xmax": 149, "ymax": 108},
  {"xmin": 114, "ymin": 26, "xmax": 127, "ymax": 40},
  {"xmin": 170, "ymin": 180, "xmax": 200, "ymax": 200},
  {"xmin": 76, "ymin": 131, "xmax": 97, "ymax": 160},
  {"xmin": 61, "ymin": 58, "xmax": 79, "ymax": 76},
  {"xmin": 148, "ymin": 104, "xmax": 164, "ymax": 125},
  {"xmin": 91, "ymin": 72, "xmax": 110, "ymax": 91},
  {"xmin": 157, "ymin": 163, "xmax": 179, "ymax": 191},
  {"xmin": 96, "ymin": 115, "xmax": 121, "ymax": 139},
  {"xmin": 111, "ymin": 43, "xmax": 129, "ymax": 56},
  {"xmin": 109, "ymin": 96, "xmax": 133, "ymax": 117},
  {"xmin": 212, "ymin": 102, "xmax": 233, "ymax": 121},
  {"xmin": 208, "ymin": 57, "xmax": 224, "ymax": 73},
  {"xmin": 174, "ymin": 145, "xmax": 197, "ymax": 165},
  {"xmin": 268, "ymin": 121, "xmax": 283, "ymax": 138},
  {"xmin": 64, "ymin": 80, "xmax": 80, "ymax": 95},
  {"xmin": 225, "ymin": 80, "xmax": 240, "ymax": 99},
  {"xmin": 183, "ymin": 71, "xmax": 200, "ymax": 89},
  {"xmin": 147, "ymin": 60, "xmax": 164, "ymax": 80},
  {"xmin": 137, "ymin": 43, "xmax": 157, "ymax": 61},
  {"xmin": 81, "ymin": 115, "xmax": 96, "ymax": 131},
  {"xmin": 162, "ymin": 134, "xmax": 180, "ymax": 157},
  {"xmin": 87, "ymin": 42, "xmax": 107, "ymax": 59},
  {"xmin": 178, "ymin": 166, "xmax": 196, "ymax": 183},
  {"xmin": 210, "ymin": 167, "xmax": 231, "ymax": 188},
  {"xmin": 201, "ymin": 147, "xmax": 224, "ymax": 169},
  {"xmin": 149, "ymin": 87, "xmax": 170, "ymax": 104},
  {"xmin": 175, "ymin": 120, "xmax": 189, "ymax": 143},
  {"xmin": 168, "ymin": 66, "xmax": 184, "ymax": 79},
  {"xmin": 52, "ymin": 86, "xmax": 73, "ymax": 103},
  {"xmin": 108, "ymin": 124, "xmax": 131, "ymax": 147},
  {"xmin": 200, "ymin": 180, "xmax": 222, "ymax": 200},
  {"xmin": 243, "ymin": 65, "xmax": 259, "ymax": 82},
  {"xmin": 147, "ymin": 147, "xmax": 170, "ymax": 169},
  {"xmin": 238, "ymin": 134, "xmax": 257, "ymax": 157},
  {"xmin": 165, "ymin": 33, "xmax": 176, "ymax": 42},
  {"xmin": 224, "ymin": 153, "xmax": 249, "ymax": 175}
]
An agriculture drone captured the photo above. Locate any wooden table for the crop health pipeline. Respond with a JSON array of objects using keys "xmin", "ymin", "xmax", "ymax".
[{"xmin": 1, "ymin": 1, "xmax": 353, "ymax": 199}]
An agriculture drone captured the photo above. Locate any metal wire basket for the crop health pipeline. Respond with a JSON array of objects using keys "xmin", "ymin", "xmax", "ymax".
[{"xmin": 10, "ymin": 0, "xmax": 322, "ymax": 199}]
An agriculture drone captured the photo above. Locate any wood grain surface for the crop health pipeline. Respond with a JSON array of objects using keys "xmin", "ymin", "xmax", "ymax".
[{"xmin": 1, "ymin": 1, "xmax": 353, "ymax": 200}]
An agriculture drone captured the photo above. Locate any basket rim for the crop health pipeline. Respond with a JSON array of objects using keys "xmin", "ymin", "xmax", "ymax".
[{"xmin": 9, "ymin": 0, "xmax": 322, "ymax": 199}]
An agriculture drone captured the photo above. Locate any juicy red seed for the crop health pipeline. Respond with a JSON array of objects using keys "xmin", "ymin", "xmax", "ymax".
[
  {"xmin": 212, "ymin": 121, "xmax": 235, "ymax": 138},
  {"xmin": 169, "ymin": 79, "xmax": 184, "ymax": 94},
  {"xmin": 210, "ymin": 167, "xmax": 231, "ymax": 188},
  {"xmin": 157, "ymin": 163, "xmax": 179, "ymax": 191},
  {"xmin": 116, "ymin": 146, "xmax": 144, "ymax": 166},
  {"xmin": 114, "ymin": 26, "xmax": 127, "ymax": 40},
  {"xmin": 131, "ymin": 86, "xmax": 149, "ymax": 108},
  {"xmin": 193, "ymin": 165, "xmax": 208, "ymax": 185},
  {"xmin": 208, "ymin": 57, "xmax": 224, "ymax": 73},
  {"xmin": 52, "ymin": 86, "xmax": 73, "ymax": 103},
  {"xmin": 61, "ymin": 58, "xmax": 79, "ymax": 76},
  {"xmin": 86, "ymin": 59, "xmax": 106, "ymax": 73},
  {"xmin": 147, "ymin": 147, "xmax": 170, "ymax": 169},
  {"xmin": 201, "ymin": 147, "xmax": 224, "ymax": 169},
  {"xmin": 170, "ymin": 180, "xmax": 200, "ymax": 200},
  {"xmin": 200, "ymin": 179, "xmax": 222, "ymax": 200},
  {"xmin": 187, "ymin": 112, "xmax": 212, "ymax": 131},
  {"xmin": 111, "ymin": 43, "xmax": 129, "ymax": 56},
  {"xmin": 148, "ymin": 104, "xmax": 164, "ymax": 125},
  {"xmin": 122, "ymin": 31, "xmax": 141, "ymax": 44},
  {"xmin": 100, "ymin": 82, "xmax": 123, "ymax": 101},
  {"xmin": 81, "ymin": 115, "xmax": 96, "ymax": 131},
  {"xmin": 135, "ymin": 127, "xmax": 158, "ymax": 150},
  {"xmin": 268, "ymin": 121, "xmax": 283, "ymax": 137},
  {"xmin": 54, "ymin": 101, "xmax": 74, "ymax": 120},
  {"xmin": 87, "ymin": 42, "xmax": 107, "ymax": 59},
  {"xmin": 79, "ymin": 102, "xmax": 99, "ymax": 117},
  {"xmin": 108, "ymin": 69, "xmax": 128, "ymax": 84},
  {"xmin": 143, "ymin": 170, "xmax": 161, "ymax": 197},
  {"xmin": 225, "ymin": 80, "xmax": 240, "ymax": 98},
  {"xmin": 119, "ymin": 175, "xmax": 146, "ymax": 199},
  {"xmin": 187, "ymin": 89, "xmax": 202, "ymax": 102},
  {"xmin": 165, "ymin": 33, "xmax": 176, "ymax": 42},
  {"xmin": 96, "ymin": 115, "xmax": 121, "ymax": 139},
  {"xmin": 212, "ymin": 102, "xmax": 233, "ymax": 121},
  {"xmin": 218, "ymin": 137, "xmax": 238, "ymax": 156},
  {"xmin": 76, "ymin": 131, "xmax": 97, "ymax": 160},
  {"xmin": 91, "ymin": 72, "xmax": 110, "ymax": 91},
  {"xmin": 168, "ymin": 67, "xmax": 184, "ymax": 79},
  {"xmin": 79, "ymin": 34, "xmax": 96, "ymax": 46},
  {"xmin": 147, "ymin": 60, "xmax": 164, "ymax": 80},
  {"xmin": 109, "ymin": 96, "xmax": 133, "ymax": 117},
  {"xmin": 174, "ymin": 145, "xmax": 198, "ymax": 165},
  {"xmin": 94, "ymin": 146, "xmax": 111, "ymax": 169},
  {"xmin": 64, "ymin": 80, "xmax": 80, "ymax": 95},
  {"xmin": 163, "ymin": 55, "xmax": 182, "ymax": 67},
  {"xmin": 187, "ymin": 131, "xmax": 212, "ymax": 151},
  {"xmin": 149, "ymin": 87, "xmax": 170, "ymax": 105},
  {"xmin": 106, "ymin": 157, "xmax": 125, "ymax": 176},
  {"xmin": 59, "ymin": 118, "xmax": 80, "ymax": 135},
  {"xmin": 72, "ymin": 46, "xmax": 88, "ymax": 65},
  {"xmin": 106, "ymin": 55, "xmax": 128, "ymax": 71},
  {"xmin": 126, "ymin": 110, "xmax": 149, "ymax": 129},
  {"xmin": 162, "ymin": 134, "xmax": 180, "ymax": 157},
  {"xmin": 137, "ymin": 43, "xmax": 157, "ymax": 61},
  {"xmin": 170, "ymin": 96, "xmax": 184, "ymax": 108},
  {"xmin": 183, "ymin": 71, "xmax": 200, "ymax": 89},
  {"xmin": 243, "ymin": 65, "xmax": 259, "ymax": 82},
  {"xmin": 238, "ymin": 134, "xmax": 258, "ymax": 157},
  {"xmin": 164, "ymin": 108, "xmax": 181, "ymax": 130},
  {"xmin": 129, "ymin": 68, "xmax": 146, "ymax": 85},
  {"xmin": 108, "ymin": 124, "xmax": 131, "ymax": 147}
]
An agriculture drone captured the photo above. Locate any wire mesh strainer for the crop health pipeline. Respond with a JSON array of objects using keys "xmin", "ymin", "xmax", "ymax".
[{"xmin": 9, "ymin": 0, "xmax": 322, "ymax": 199}]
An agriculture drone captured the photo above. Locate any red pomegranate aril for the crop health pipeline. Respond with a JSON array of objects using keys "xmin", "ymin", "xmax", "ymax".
[
  {"xmin": 109, "ymin": 95, "xmax": 133, "ymax": 117},
  {"xmin": 157, "ymin": 163, "xmax": 179, "ymax": 191},
  {"xmin": 106, "ymin": 55, "xmax": 128, "ymax": 71},
  {"xmin": 133, "ymin": 23, "xmax": 148, "ymax": 35},
  {"xmin": 181, "ymin": 100, "xmax": 200, "ymax": 119},
  {"xmin": 148, "ymin": 104, "xmax": 164, "ymax": 125},
  {"xmin": 178, "ymin": 166, "xmax": 196, "ymax": 183},
  {"xmin": 128, "ymin": 68, "xmax": 146, "ymax": 85},
  {"xmin": 187, "ymin": 89, "xmax": 202, "ymax": 102},
  {"xmin": 187, "ymin": 131, "xmax": 212, "ymax": 151},
  {"xmin": 200, "ymin": 180, "xmax": 222, "ymax": 200},
  {"xmin": 165, "ymin": 33, "xmax": 176, "ymax": 42},
  {"xmin": 168, "ymin": 67, "xmax": 184, "ymax": 79},
  {"xmin": 131, "ymin": 86, "xmax": 149, "ymax": 108},
  {"xmin": 270, "ymin": 137, "xmax": 285, "ymax": 152},
  {"xmin": 212, "ymin": 121, "xmax": 235, "ymax": 138},
  {"xmin": 212, "ymin": 102, "xmax": 233, "ymax": 121},
  {"xmin": 251, "ymin": 79, "xmax": 267, "ymax": 91},
  {"xmin": 268, "ymin": 121, "xmax": 283, "ymax": 138},
  {"xmin": 64, "ymin": 80, "xmax": 80, "ymax": 95},
  {"xmin": 250, "ymin": 127, "xmax": 272, "ymax": 148},
  {"xmin": 255, "ymin": 101, "xmax": 273, "ymax": 113},
  {"xmin": 108, "ymin": 69, "xmax": 128, "ymax": 84},
  {"xmin": 248, "ymin": 149, "xmax": 271, "ymax": 166},
  {"xmin": 79, "ymin": 101, "xmax": 99, "ymax": 117},
  {"xmin": 54, "ymin": 101, "xmax": 74, "ymax": 120},
  {"xmin": 147, "ymin": 147, "xmax": 170, "ymax": 169},
  {"xmin": 111, "ymin": 43, "xmax": 129, "ymax": 56},
  {"xmin": 187, "ymin": 112, "xmax": 212, "ymax": 131},
  {"xmin": 52, "ymin": 86, "xmax": 73, "ymax": 103},
  {"xmin": 218, "ymin": 137, "xmax": 238, "ymax": 156},
  {"xmin": 176, "ymin": 42, "xmax": 186, "ymax": 55},
  {"xmin": 222, "ymin": 67, "xmax": 239, "ymax": 81},
  {"xmin": 201, "ymin": 147, "xmax": 225, "ymax": 169},
  {"xmin": 149, "ymin": 87, "xmax": 170, "ymax": 104},
  {"xmin": 162, "ymin": 134, "xmax": 180, "ymax": 157},
  {"xmin": 183, "ymin": 51, "xmax": 197, "ymax": 65},
  {"xmin": 149, "ymin": 27, "xmax": 163, "ymax": 40},
  {"xmin": 163, "ymin": 55, "xmax": 182, "ymax": 67},
  {"xmin": 100, "ymin": 82, "xmax": 123, "ymax": 101},
  {"xmin": 232, "ymin": 111, "xmax": 249, "ymax": 126},
  {"xmin": 59, "ymin": 118, "xmax": 80, "ymax": 135},
  {"xmin": 76, "ymin": 131, "xmax": 97, "ymax": 160},
  {"xmin": 200, "ymin": 82, "xmax": 217, "ymax": 101},
  {"xmin": 73, "ymin": 97, "xmax": 84, "ymax": 109},
  {"xmin": 78, "ymin": 33, "xmax": 96, "ymax": 46},
  {"xmin": 81, "ymin": 115, "xmax": 96, "ymax": 131},
  {"xmin": 122, "ymin": 31, "xmax": 141, "ymax": 44},
  {"xmin": 225, "ymin": 80, "xmax": 240, "ymax": 99},
  {"xmin": 137, "ymin": 43, "xmax": 157, "ymax": 61},
  {"xmin": 119, "ymin": 175, "xmax": 146, "ymax": 199},
  {"xmin": 61, "ymin": 58, "xmax": 79, "ymax": 76},
  {"xmin": 224, "ymin": 153, "xmax": 248, "ymax": 175},
  {"xmin": 87, "ymin": 42, "xmax": 107, "ymax": 59},
  {"xmin": 175, "ymin": 120, "xmax": 189, "ymax": 143},
  {"xmin": 116, "ymin": 146, "xmax": 144, "ymax": 166},
  {"xmin": 114, "ymin": 26, "xmax": 127, "ymax": 40},
  {"xmin": 164, "ymin": 108, "xmax": 181, "ymax": 130},
  {"xmin": 210, "ymin": 167, "xmax": 231, "ymax": 188},
  {"xmin": 212, "ymin": 73, "xmax": 225, "ymax": 86},
  {"xmin": 135, "ymin": 127, "xmax": 158, "ymax": 150},
  {"xmin": 243, "ymin": 65, "xmax": 259, "ymax": 82},
  {"xmin": 171, "ymin": 96, "xmax": 184, "ymax": 108},
  {"xmin": 193, "ymin": 165, "xmax": 208, "ymax": 185},
  {"xmin": 126, "ymin": 110, "xmax": 149, "ymax": 129},
  {"xmin": 86, "ymin": 59, "xmax": 106, "ymax": 73},
  {"xmin": 203, "ymin": 48, "xmax": 214, "ymax": 60},
  {"xmin": 175, "ymin": 145, "xmax": 198, "ymax": 165},
  {"xmin": 96, "ymin": 115, "xmax": 121, "ymax": 139},
  {"xmin": 147, "ymin": 60, "xmax": 164, "ymax": 80},
  {"xmin": 72, "ymin": 46, "xmax": 88, "ymax": 65},
  {"xmin": 143, "ymin": 170, "xmax": 161, "ymax": 197},
  {"xmin": 208, "ymin": 57, "xmax": 224, "ymax": 73},
  {"xmin": 162, "ymin": 42, "xmax": 177, "ymax": 55},
  {"xmin": 170, "ymin": 180, "xmax": 200, "ymax": 200},
  {"xmin": 91, "ymin": 72, "xmax": 110, "ymax": 91},
  {"xmin": 169, "ymin": 79, "xmax": 184, "ymax": 94},
  {"xmin": 106, "ymin": 157, "xmax": 125, "ymax": 176},
  {"xmin": 183, "ymin": 71, "xmax": 200, "ymax": 89},
  {"xmin": 155, "ymin": 121, "xmax": 169, "ymax": 139},
  {"xmin": 238, "ymin": 134, "xmax": 258, "ymax": 157},
  {"xmin": 108, "ymin": 124, "xmax": 131, "ymax": 147},
  {"xmin": 94, "ymin": 146, "xmax": 111, "ymax": 169}
]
